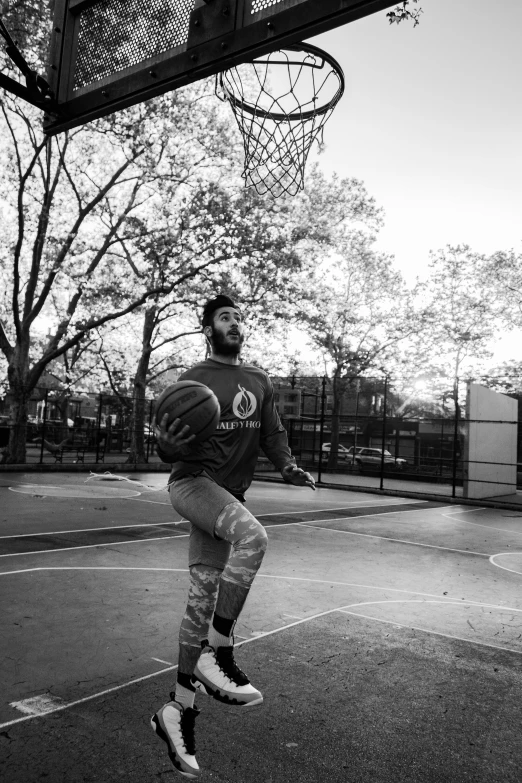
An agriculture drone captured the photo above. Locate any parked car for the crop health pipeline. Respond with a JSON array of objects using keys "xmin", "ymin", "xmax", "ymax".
[
  {"xmin": 346, "ymin": 447, "xmax": 407, "ymax": 469},
  {"xmin": 321, "ymin": 443, "xmax": 353, "ymax": 460}
]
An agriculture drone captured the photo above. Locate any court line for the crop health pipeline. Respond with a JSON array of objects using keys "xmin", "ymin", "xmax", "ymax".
[
  {"xmin": 0, "ymin": 597, "xmax": 442, "ymax": 731},
  {"xmin": 0, "ymin": 534, "xmax": 190, "ymax": 559},
  {"xmin": 250, "ymin": 485, "xmax": 421, "ymax": 502},
  {"xmin": 126, "ymin": 498, "xmax": 170, "ymax": 505},
  {"xmin": 1, "ymin": 577, "xmax": 520, "ymax": 729},
  {"xmin": 0, "ymin": 524, "xmax": 316, "ymax": 560},
  {"xmin": 0, "ymin": 566, "xmax": 190, "ymax": 576},
  {"xmin": 296, "ymin": 504, "xmax": 457, "ymax": 523},
  {"xmin": 441, "ymin": 512, "xmax": 522, "ymax": 536},
  {"xmin": 2, "ymin": 564, "xmax": 518, "ymax": 612},
  {"xmin": 0, "ymin": 662, "xmax": 180, "ymax": 730},
  {"xmin": 0, "ymin": 521, "xmax": 188, "ymax": 540},
  {"xmin": 9, "ymin": 486, "xmax": 141, "ymax": 499},
  {"xmin": 297, "ymin": 523, "xmax": 489, "ymax": 557},
  {"xmin": 336, "ymin": 604, "xmax": 522, "ymax": 656},
  {"xmin": 0, "ymin": 501, "xmax": 418, "ymax": 541},
  {"xmin": 255, "ymin": 574, "xmax": 522, "ymax": 611},
  {"xmin": 10, "ymin": 484, "xmax": 63, "ymax": 489},
  {"xmin": 489, "ymin": 553, "xmax": 522, "ymax": 576},
  {"xmin": 336, "ymin": 597, "xmax": 522, "ymax": 616},
  {"xmin": 258, "ymin": 501, "xmax": 424, "ymax": 514},
  {"xmin": 0, "ymin": 521, "xmax": 313, "ymax": 560},
  {"xmin": 0, "ymin": 507, "xmax": 451, "ymax": 559},
  {"xmin": 442, "ymin": 508, "xmax": 488, "ymax": 515}
]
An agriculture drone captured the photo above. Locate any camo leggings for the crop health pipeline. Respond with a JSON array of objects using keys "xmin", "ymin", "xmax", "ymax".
[{"xmin": 168, "ymin": 471, "xmax": 268, "ymax": 649}]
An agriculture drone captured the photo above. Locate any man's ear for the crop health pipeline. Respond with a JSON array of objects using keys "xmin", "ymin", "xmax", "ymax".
[{"xmin": 203, "ymin": 326, "xmax": 212, "ymax": 339}]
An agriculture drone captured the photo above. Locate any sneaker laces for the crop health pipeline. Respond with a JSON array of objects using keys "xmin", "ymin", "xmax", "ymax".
[
  {"xmin": 169, "ymin": 692, "xmax": 199, "ymax": 755},
  {"xmin": 215, "ymin": 646, "xmax": 250, "ymax": 686},
  {"xmin": 180, "ymin": 709, "xmax": 198, "ymax": 755}
]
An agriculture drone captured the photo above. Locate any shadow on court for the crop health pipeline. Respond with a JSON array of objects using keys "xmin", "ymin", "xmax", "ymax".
[{"xmin": 1, "ymin": 471, "xmax": 521, "ymax": 782}]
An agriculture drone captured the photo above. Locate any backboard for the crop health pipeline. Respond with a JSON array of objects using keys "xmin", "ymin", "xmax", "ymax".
[{"xmin": 43, "ymin": 0, "xmax": 397, "ymax": 135}]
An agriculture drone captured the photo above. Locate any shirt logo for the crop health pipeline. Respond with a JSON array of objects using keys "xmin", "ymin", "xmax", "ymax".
[{"xmin": 232, "ymin": 384, "xmax": 257, "ymax": 419}]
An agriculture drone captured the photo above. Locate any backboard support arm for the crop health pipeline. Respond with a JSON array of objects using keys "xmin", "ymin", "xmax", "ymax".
[
  {"xmin": 0, "ymin": 71, "xmax": 55, "ymax": 110},
  {"xmin": 0, "ymin": 16, "xmax": 61, "ymax": 113}
]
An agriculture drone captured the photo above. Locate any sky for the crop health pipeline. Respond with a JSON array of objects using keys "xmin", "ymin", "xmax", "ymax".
[
  {"xmin": 4, "ymin": 2, "xmax": 520, "ymax": 365},
  {"xmin": 301, "ymin": 0, "xmax": 522, "ymax": 363},
  {"xmin": 308, "ymin": 0, "xmax": 521, "ymax": 281}
]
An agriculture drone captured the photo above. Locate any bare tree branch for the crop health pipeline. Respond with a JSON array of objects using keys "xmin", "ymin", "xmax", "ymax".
[
  {"xmin": 0, "ymin": 319, "xmax": 14, "ymax": 360},
  {"xmin": 25, "ymin": 157, "xmax": 142, "ymax": 328},
  {"xmin": 0, "ymin": 101, "xmax": 47, "ymax": 340}
]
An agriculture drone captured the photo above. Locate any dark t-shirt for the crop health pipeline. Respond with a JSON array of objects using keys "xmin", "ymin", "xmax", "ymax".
[{"xmin": 157, "ymin": 359, "xmax": 295, "ymax": 496}]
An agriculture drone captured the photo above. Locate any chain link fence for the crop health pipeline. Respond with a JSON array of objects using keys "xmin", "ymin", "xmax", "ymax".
[
  {"xmin": 0, "ymin": 389, "xmax": 158, "ymax": 466},
  {"xmin": 1, "ymin": 377, "xmax": 521, "ymax": 502},
  {"xmin": 255, "ymin": 375, "xmax": 522, "ymax": 500}
]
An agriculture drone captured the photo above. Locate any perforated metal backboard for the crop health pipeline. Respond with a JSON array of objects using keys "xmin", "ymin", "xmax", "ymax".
[{"xmin": 44, "ymin": 0, "xmax": 397, "ymax": 134}]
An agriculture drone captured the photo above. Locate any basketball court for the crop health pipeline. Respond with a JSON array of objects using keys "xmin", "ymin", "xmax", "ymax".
[
  {"xmin": 1, "ymin": 1, "xmax": 521, "ymax": 780},
  {"xmin": 1, "ymin": 471, "xmax": 521, "ymax": 781}
]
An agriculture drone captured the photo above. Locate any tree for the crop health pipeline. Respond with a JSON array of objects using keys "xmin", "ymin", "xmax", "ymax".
[
  {"xmin": 474, "ymin": 362, "xmax": 522, "ymax": 396},
  {"xmin": 387, "ymin": 1, "xmax": 423, "ymax": 27},
  {"xmin": 0, "ymin": 65, "xmax": 249, "ymax": 463},
  {"xmin": 121, "ymin": 164, "xmax": 386, "ymax": 452},
  {"xmin": 410, "ymin": 245, "xmax": 504, "ymax": 416},
  {"xmin": 483, "ymin": 248, "xmax": 522, "ymax": 331},
  {"xmin": 0, "ymin": 0, "xmax": 428, "ymax": 467},
  {"xmin": 299, "ymin": 229, "xmax": 422, "ymax": 469},
  {"xmin": 113, "ymin": 184, "xmax": 281, "ymax": 463}
]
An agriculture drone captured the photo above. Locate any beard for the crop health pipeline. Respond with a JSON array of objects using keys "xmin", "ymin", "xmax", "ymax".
[{"xmin": 210, "ymin": 328, "xmax": 244, "ymax": 356}]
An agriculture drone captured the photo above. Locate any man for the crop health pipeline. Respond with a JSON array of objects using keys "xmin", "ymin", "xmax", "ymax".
[{"xmin": 151, "ymin": 294, "xmax": 315, "ymax": 778}]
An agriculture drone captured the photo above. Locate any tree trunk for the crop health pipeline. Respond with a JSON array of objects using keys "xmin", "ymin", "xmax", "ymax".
[
  {"xmin": 327, "ymin": 372, "xmax": 343, "ymax": 471},
  {"xmin": 6, "ymin": 341, "xmax": 31, "ymax": 464},
  {"xmin": 127, "ymin": 307, "xmax": 155, "ymax": 463},
  {"xmin": 55, "ymin": 394, "xmax": 72, "ymax": 442},
  {"xmin": 128, "ymin": 382, "xmax": 147, "ymax": 463}
]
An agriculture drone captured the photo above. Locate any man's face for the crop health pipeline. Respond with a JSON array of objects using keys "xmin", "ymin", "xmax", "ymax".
[{"xmin": 207, "ymin": 307, "xmax": 245, "ymax": 356}]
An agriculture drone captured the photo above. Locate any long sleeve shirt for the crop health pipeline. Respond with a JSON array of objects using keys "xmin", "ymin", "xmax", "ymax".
[{"xmin": 156, "ymin": 359, "xmax": 296, "ymax": 496}]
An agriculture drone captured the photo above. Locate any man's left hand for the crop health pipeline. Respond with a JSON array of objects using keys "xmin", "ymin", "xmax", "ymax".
[{"xmin": 281, "ymin": 465, "xmax": 316, "ymax": 491}]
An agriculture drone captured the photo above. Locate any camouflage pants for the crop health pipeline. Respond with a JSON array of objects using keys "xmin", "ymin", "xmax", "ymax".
[
  {"xmin": 169, "ymin": 473, "xmax": 268, "ymax": 649},
  {"xmin": 179, "ymin": 564, "xmax": 221, "ymax": 650}
]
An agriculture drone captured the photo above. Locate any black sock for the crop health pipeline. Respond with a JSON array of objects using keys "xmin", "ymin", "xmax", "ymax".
[
  {"xmin": 174, "ymin": 672, "xmax": 196, "ymax": 710},
  {"xmin": 177, "ymin": 672, "xmax": 196, "ymax": 692},
  {"xmin": 212, "ymin": 613, "xmax": 235, "ymax": 636}
]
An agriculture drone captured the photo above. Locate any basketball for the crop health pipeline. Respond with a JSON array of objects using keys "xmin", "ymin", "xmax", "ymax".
[{"xmin": 154, "ymin": 381, "xmax": 220, "ymax": 444}]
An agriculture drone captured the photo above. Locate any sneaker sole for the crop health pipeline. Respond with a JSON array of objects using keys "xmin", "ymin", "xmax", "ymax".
[
  {"xmin": 192, "ymin": 677, "xmax": 263, "ymax": 708},
  {"xmin": 150, "ymin": 713, "xmax": 200, "ymax": 779}
]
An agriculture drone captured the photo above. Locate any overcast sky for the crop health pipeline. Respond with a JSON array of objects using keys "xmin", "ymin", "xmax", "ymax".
[
  {"xmin": 304, "ymin": 0, "xmax": 521, "ymax": 362},
  {"xmin": 309, "ymin": 0, "xmax": 521, "ymax": 278}
]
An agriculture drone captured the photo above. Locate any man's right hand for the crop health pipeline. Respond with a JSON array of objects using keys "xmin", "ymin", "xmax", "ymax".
[{"xmin": 154, "ymin": 414, "xmax": 196, "ymax": 455}]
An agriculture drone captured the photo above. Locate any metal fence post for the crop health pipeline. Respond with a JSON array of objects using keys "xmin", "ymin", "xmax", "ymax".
[
  {"xmin": 452, "ymin": 377, "xmax": 460, "ymax": 498},
  {"xmin": 146, "ymin": 399, "xmax": 153, "ymax": 462},
  {"xmin": 380, "ymin": 376, "xmax": 388, "ymax": 490},
  {"xmin": 95, "ymin": 393, "xmax": 103, "ymax": 463},
  {"xmin": 318, "ymin": 376, "xmax": 327, "ymax": 484},
  {"xmin": 39, "ymin": 389, "xmax": 49, "ymax": 464}
]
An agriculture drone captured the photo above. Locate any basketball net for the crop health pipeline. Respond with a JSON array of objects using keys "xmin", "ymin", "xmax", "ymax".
[{"xmin": 216, "ymin": 44, "xmax": 344, "ymax": 198}]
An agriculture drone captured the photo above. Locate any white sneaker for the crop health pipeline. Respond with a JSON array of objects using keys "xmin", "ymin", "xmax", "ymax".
[
  {"xmin": 192, "ymin": 643, "xmax": 263, "ymax": 707},
  {"xmin": 151, "ymin": 696, "xmax": 201, "ymax": 778}
]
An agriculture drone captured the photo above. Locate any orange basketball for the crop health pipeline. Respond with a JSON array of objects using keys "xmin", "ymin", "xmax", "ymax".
[{"xmin": 154, "ymin": 381, "xmax": 220, "ymax": 444}]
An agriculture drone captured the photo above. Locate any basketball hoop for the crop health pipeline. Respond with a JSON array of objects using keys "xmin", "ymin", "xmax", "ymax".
[{"xmin": 216, "ymin": 43, "xmax": 345, "ymax": 198}]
